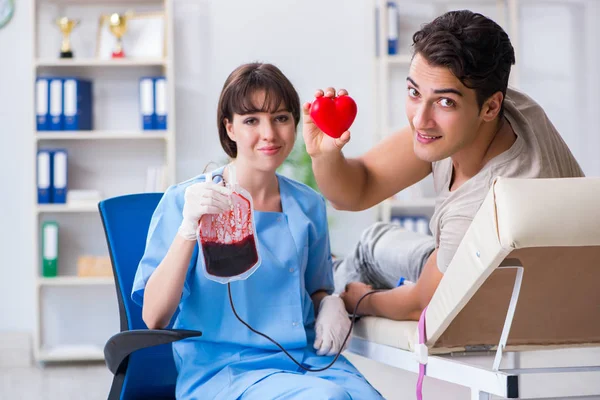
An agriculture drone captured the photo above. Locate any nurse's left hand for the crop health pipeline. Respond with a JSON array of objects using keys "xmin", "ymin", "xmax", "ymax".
[
  {"xmin": 340, "ymin": 282, "xmax": 373, "ymax": 315},
  {"xmin": 314, "ymin": 295, "xmax": 351, "ymax": 356}
]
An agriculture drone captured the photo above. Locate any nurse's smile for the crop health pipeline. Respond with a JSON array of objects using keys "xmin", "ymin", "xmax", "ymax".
[{"xmin": 258, "ymin": 145, "xmax": 282, "ymax": 156}]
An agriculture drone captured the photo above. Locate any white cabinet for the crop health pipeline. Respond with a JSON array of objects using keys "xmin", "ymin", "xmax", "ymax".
[{"xmin": 31, "ymin": 0, "xmax": 175, "ymax": 362}]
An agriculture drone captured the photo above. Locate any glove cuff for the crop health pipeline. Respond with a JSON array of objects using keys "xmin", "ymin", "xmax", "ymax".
[
  {"xmin": 318, "ymin": 294, "xmax": 340, "ymax": 313},
  {"xmin": 177, "ymin": 219, "xmax": 198, "ymax": 241}
]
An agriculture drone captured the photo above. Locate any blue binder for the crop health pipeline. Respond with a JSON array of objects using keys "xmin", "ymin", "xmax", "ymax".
[
  {"xmin": 49, "ymin": 78, "xmax": 64, "ymax": 131},
  {"xmin": 387, "ymin": 2, "xmax": 399, "ymax": 55},
  {"xmin": 154, "ymin": 77, "xmax": 167, "ymax": 130},
  {"xmin": 36, "ymin": 78, "xmax": 51, "ymax": 131},
  {"xmin": 63, "ymin": 78, "xmax": 93, "ymax": 131},
  {"xmin": 37, "ymin": 150, "xmax": 53, "ymax": 204},
  {"xmin": 139, "ymin": 77, "xmax": 155, "ymax": 130},
  {"xmin": 51, "ymin": 149, "xmax": 68, "ymax": 204}
]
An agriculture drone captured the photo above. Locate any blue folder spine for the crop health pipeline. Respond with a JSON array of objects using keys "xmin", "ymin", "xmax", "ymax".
[
  {"xmin": 51, "ymin": 149, "xmax": 68, "ymax": 204},
  {"xmin": 49, "ymin": 78, "xmax": 64, "ymax": 131},
  {"xmin": 140, "ymin": 77, "xmax": 155, "ymax": 130},
  {"xmin": 63, "ymin": 78, "xmax": 93, "ymax": 131},
  {"xmin": 37, "ymin": 149, "xmax": 53, "ymax": 204},
  {"xmin": 36, "ymin": 78, "xmax": 51, "ymax": 131},
  {"xmin": 154, "ymin": 77, "xmax": 167, "ymax": 130}
]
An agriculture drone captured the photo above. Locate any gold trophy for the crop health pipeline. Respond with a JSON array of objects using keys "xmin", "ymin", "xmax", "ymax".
[
  {"xmin": 55, "ymin": 17, "xmax": 79, "ymax": 58},
  {"xmin": 108, "ymin": 12, "xmax": 131, "ymax": 58}
]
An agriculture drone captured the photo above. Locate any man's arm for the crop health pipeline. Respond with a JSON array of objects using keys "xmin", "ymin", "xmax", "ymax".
[
  {"xmin": 303, "ymin": 89, "xmax": 432, "ymax": 212},
  {"xmin": 312, "ymin": 126, "xmax": 432, "ymax": 211},
  {"xmin": 342, "ymin": 249, "xmax": 442, "ymax": 321}
]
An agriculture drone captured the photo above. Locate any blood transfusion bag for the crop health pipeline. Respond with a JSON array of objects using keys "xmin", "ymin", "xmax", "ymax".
[{"xmin": 196, "ymin": 164, "xmax": 261, "ymax": 284}]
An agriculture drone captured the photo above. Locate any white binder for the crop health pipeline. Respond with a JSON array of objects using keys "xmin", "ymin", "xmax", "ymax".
[
  {"xmin": 36, "ymin": 78, "xmax": 50, "ymax": 131},
  {"xmin": 52, "ymin": 150, "xmax": 68, "ymax": 204},
  {"xmin": 140, "ymin": 78, "xmax": 155, "ymax": 130},
  {"xmin": 154, "ymin": 77, "xmax": 167, "ymax": 130},
  {"xmin": 49, "ymin": 78, "xmax": 63, "ymax": 130},
  {"xmin": 37, "ymin": 150, "xmax": 52, "ymax": 204}
]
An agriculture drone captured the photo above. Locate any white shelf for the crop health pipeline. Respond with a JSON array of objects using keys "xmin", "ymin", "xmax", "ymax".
[
  {"xmin": 38, "ymin": 0, "xmax": 163, "ymax": 4},
  {"xmin": 36, "ymin": 131, "xmax": 169, "ymax": 141},
  {"xmin": 38, "ymin": 276, "xmax": 114, "ymax": 287},
  {"xmin": 37, "ymin": 203, "xmax": 99, "ymax": 213},
  {"xmin": 38, "ymin": 345, "xmax": 105, "ymax": 362},
  {"xmin": 36, "ymin": 58, "xmax": 168, "ymax": 68},
  {"xmin": 379, "ymin": 54, "xmax": 413, "ymax": 65}
]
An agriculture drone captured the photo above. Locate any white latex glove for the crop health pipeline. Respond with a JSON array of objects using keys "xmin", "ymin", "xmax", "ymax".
[
  {"xmin": 177, "ymin": 182, "xmax": 232, "ymax": 241},
  {"xmin": 313, "ymin": 295, "xmax": 352, "ymax": 356}
]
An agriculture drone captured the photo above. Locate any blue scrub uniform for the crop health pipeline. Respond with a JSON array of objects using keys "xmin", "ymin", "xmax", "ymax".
[{"xmin": 132, "ymin": 167, "xmax": 382, "ymax": 400}]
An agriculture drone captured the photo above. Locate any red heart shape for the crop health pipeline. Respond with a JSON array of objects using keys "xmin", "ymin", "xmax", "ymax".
[{"xmin": 310, "ymin": 95, "xmax": 357, "ymax": 139}]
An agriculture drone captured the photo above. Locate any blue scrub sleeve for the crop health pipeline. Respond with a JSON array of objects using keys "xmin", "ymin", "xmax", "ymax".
[
  {"xmin": 304, "ymin": 197, "xmax": 335, "ymax": 296},
  {"xmin": 131, "ymin": 184, "xmax": 195, "ymax": 307}
]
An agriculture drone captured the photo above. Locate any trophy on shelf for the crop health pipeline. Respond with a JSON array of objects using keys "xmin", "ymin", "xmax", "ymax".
[
  {"xmin": 55, "ymin": 17, "xmax": 79, "ymax": 58},
  {"xmin": 108, "ymin": 12, "xmax": 132, "ymax": 58}
]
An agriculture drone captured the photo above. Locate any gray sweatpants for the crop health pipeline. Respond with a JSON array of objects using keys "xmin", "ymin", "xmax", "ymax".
[{"xmin": 333, "ymin": 222, "xmax": 436, "ymax": 293}]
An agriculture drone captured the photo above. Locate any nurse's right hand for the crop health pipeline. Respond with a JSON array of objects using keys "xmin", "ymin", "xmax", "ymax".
[
  {"xmin": 177, "ymin": 182, "xmax": 233, "ymax": 241},
  {"xmin": 302, "ymin": 87, "xmax": 352, "ymax": 158}
]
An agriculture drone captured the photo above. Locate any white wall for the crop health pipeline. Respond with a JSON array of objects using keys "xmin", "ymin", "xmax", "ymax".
[
  {"xmin": 0, "ymin": 0, "xmax": 35, "ymax": 332},
  {"xmin": 172, "ymin": 0, "xmax": 378, "ymax": 255}
]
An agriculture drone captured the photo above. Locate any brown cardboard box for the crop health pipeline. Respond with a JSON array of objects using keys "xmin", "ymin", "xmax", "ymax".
[{"xmin": 77, "ymin": 256, "xmax": 113, "ymax": 277}]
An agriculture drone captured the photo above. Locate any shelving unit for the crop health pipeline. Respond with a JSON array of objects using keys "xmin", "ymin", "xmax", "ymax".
[
  {"xmin": 372, "ymin": 0, "xmax": 519, "ymax": 228},
  {"xmin": 36, "ymin": 58, "xmax": 169, "ymax": 67},
  {"xmin": 37, "ymin": 276, "xmax": 114, "ymax": 287},
  {"xmin": 37, "ymin": 203, "xmax": 99, "ymax": 213},
  {"xmin": 36, "ymin": 130, "xmax": 169, "ymax": 140},
  {"xmin": 38, "ymin": 345, "xmax": 105, "ymax": 362},
  {"xmin": 31, "ymin": 0, "xmax": 175, "ymax": 363}
]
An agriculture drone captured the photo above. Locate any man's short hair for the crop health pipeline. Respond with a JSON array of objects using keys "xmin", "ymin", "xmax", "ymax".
[{"xmin": 412, "ymin": 10, "xmax": 516, "ymax": 116}]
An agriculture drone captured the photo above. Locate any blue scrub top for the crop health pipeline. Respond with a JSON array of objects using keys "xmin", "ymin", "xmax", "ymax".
[{"xmin": 132, "ymin": 166, "xmax": 350, "ymax": 399}]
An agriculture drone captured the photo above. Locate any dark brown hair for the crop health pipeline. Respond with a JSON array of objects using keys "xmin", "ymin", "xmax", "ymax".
[
  {"xmin": 412, "ymin": 10, "xmax": 516, "ymax": 116},
  {"xmin": 217, "ymin": 63, "xmax": 301, "ymax": 158}
]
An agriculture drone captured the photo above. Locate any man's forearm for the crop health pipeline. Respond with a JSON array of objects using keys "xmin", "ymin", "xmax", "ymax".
[
  {"xmin": 311, "ymin": 152, "xmax": 368, "ymax": 211},
  {"xmin": 365, "ymin": 285, "xmax": 423, "ymax": 321}
]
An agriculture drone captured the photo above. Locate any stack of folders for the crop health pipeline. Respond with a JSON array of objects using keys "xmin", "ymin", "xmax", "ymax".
[
  {"xmin": 41, "ymin": 221, "xmax": 59, "ymax": 277},
  {"xmin": 139, "ymin": 76, "xmax": 168, "ymax": 130},
  {"xmin": 36, "ymin": 77, "xmax": 93, "ymax": 131},
  {"xmin": 374, "ymin": 1, "xmax": 400, "ymax": 56},
  {"xmin": 37, "ymin": 149, "xmax": 68, "ymax": 204},
  {"xmin": 386, "ymin": 1, "xmax": 399, "ymax": 55},
  {"xmin": 391, "ymin": 215, "xmax": 431, "ymax": 236}
]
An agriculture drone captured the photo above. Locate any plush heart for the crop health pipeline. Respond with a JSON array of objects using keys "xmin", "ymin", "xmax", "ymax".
[{"xmin": 310, "ymin": 95, "xmax": 357, "ymax": 139}]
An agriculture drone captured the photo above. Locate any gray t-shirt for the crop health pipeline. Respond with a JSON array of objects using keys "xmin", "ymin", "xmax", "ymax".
[{"xmin": 430, "ymin": 87, "xmax": 584, "ymax": 273}]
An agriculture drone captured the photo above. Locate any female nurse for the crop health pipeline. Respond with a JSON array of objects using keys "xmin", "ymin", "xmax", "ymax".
[{"xmin": 131, "ymin": 62, "xmax": 383, "ymax": 399}]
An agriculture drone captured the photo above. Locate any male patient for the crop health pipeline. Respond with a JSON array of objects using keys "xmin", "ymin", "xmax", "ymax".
[{"xmin": 302, "ymin": 10, "xmax": 584, "ymax": 321}]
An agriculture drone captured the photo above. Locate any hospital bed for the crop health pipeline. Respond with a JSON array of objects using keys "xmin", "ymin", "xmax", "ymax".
[{"xmin": 347, "ymin": 177, "xmax": 600, "ymax": 399}]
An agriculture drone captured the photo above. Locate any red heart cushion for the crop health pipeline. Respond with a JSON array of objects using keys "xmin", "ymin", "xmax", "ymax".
[{"xmin": 310, "ymin": 95, "xmax": 357, "ymax": 139}]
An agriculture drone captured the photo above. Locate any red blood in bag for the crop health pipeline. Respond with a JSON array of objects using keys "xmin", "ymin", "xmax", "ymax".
[
  {"xmin": 198, "ymin": 191, "xmax": 259, "ymax": 278},
  {"xmin": 201, "ymin": 235, "xmax": 258, "ymax": 277}
]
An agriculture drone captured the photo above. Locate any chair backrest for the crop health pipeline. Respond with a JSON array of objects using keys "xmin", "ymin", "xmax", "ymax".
[{"xmin": 99, "ymin": 193, "xmax": 179, "ymax": 399}]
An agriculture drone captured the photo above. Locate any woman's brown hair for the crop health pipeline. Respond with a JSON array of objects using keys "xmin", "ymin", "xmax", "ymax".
[{"xmin": 217, "ymin": 63, "xmax": 301, "ymax": 158}]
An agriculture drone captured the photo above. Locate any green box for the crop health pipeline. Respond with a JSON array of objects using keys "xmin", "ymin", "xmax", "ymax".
[{"xmin": 41, "ymin": 221, "xmax": 58, "ymax": 277}]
